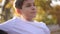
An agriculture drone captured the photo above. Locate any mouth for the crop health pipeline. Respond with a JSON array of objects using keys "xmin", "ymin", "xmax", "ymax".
[
  {"xmin": 31, "ymin": 12, "xmax": 36, "ymax": 15},
  {"xmin": 31, "ymin": 12, "xmax": 36, "ymax": 14}
]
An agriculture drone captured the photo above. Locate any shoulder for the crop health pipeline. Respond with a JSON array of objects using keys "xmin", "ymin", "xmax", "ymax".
[
  {"xmin": 34, "ymin": 21, "xmax": 49, "ymax": 29},
  {"xmin": 0, "ymin": 17, "xmax": 20, "ymax": 25},
  {"xmin": 0, "ymin": 18, "xmax": 15, "ymax": 25},
  {"xmin": 38, "ymin": 22, "xmax": 49, "ymax": 29},
  {"xmin": 0, "ymin": 17, "xmax": 18, "ymax": 31},
  {"xmin": 39, "ymin": 22, "xmax": 46, "ymax": 26},
  {"xmin": 34, "ymin": 21, "xmax": 46, "ymax": 27},
  {"xmin": 39, "ymin": 22, "xmax": 50, "ymax": 34},
  {"xmin": 0, "ymin": 16, "xmax": 22, "ymax": 31},
  {"xmin": 0, "ymin": 18, "xmax": 14, "ymax": 31},
  {"xmin": 0, "ymin": 16, "xmax": 21, "ymax": 28},
  {"xmin": 39, "ymin": 22, "xmax": 47, "ymax": 28},
  {"xmin": 35, "ymin": 21, "xmax": 50, "ymax": 34}
]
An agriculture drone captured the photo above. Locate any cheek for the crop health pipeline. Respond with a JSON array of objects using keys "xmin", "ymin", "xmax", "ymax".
[
  {"xmin": 22, "ymin": 8, "xmax": 31, "ymax": 13},
  {"xmin": 22, "ymin": 10, "xmax": 31, "ymax": 17},
  {"xmin": 22, "ymin": 10, "xmax": 30, "ymax": 15},
  {"xmin": 21, "ymin": 7, "xmax": 32, "ymax": 16}
]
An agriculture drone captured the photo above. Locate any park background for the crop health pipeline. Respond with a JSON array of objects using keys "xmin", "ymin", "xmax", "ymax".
[{"xmin": 0, "ymin": 0, "xmax": 60, "ymax": 34}]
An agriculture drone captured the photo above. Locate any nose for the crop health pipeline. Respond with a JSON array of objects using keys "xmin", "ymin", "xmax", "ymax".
[{"xmin": 31, "ymin": 6, "xmax": 36, "ymax": 10}]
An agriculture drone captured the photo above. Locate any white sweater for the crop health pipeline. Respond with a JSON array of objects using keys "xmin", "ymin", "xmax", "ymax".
[{"xmin": 0, "ymin": 17, "xmax": 50, "ymax": 34}]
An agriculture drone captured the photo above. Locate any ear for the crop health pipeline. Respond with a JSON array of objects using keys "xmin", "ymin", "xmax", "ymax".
[{"xmin": 16, "ymin": 8, "xmax": 21, "ymax": 14}]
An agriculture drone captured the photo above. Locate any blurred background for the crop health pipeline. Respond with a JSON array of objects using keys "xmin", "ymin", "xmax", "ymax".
[{"xmin": 0, "ymin": 0, "xmax": 60, "ymax": 34}]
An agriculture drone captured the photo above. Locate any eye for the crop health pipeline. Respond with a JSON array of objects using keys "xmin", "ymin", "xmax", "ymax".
[{"xmin": 26, "ymin": 4, "xmax": 31, "ymax": 7}]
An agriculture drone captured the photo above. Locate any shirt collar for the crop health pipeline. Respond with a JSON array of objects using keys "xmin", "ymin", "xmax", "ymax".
[{"xmin": 13, "ymin": 16, "xmax": 36, "ymax": 23}]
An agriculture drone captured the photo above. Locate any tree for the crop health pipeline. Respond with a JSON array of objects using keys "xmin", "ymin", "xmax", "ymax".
[{"xmin": 35, "ymin": 0, "xmax": 57, "ymax": 25}]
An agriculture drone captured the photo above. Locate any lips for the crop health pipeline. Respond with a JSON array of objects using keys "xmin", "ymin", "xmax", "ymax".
[
  {"xmin": 31, "ymin": 11, "xmax": 36, "ymax": 14},
  {"xmin": 31, "ymin": 12, "xmax": 36, "ymax": 13}
]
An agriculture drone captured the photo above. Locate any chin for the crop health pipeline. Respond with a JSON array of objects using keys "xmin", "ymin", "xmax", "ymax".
[{"xmin": 31, "ymin": 16, "xmax": 35, "ymax": 18}]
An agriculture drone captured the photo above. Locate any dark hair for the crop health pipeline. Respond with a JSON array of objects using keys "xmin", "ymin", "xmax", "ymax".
[
  {"xmin": 15, "ymin": 0, "xmax": 25, "ymax": 9},
  {"xmin": 0, "ymin": 30, "xmax": 8, "ymax": 34}
]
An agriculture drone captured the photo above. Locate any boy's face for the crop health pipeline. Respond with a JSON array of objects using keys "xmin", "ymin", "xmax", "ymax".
[{"xmin": 20, "ymin": 0, "xmax": 37, "ymax": 19}]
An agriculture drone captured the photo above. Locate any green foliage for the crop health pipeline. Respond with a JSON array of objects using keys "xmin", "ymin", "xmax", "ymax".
[{"xmin": 35, "ymin": 0, "xmax": 57, "ymax": 25}]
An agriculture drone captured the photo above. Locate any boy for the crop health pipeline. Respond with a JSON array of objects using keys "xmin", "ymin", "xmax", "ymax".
[{"xmin": 0, "ymin": 0, "xmax": 50, "ymax": 34}]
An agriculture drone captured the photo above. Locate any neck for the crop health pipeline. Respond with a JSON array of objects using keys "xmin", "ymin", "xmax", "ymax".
[
  {"xmin": 25, "ymin": 18, "xmax": 33, "ymax": 22},
  {"xmin": 20, "ymin": 15, "xmax": 34, "ymax": 22}
]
